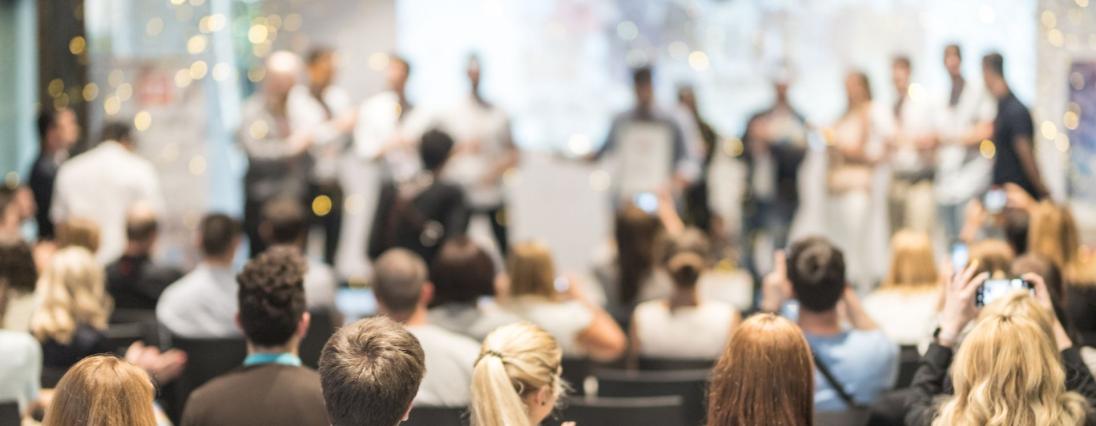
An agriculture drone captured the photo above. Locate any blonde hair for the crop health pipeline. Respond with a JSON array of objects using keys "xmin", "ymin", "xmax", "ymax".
[
  {"xmin": 970, "ymin": 239, "xmax": 1015, "ymax": 277},
  {"xmin": 31, "ymin": 247, "xmax": 111, "ymax": 344},
  {"xmin": 43, "ymin": 355, "xmax": 157, "ymax": 426},
  {"xmin": 881, "ymin": 230, "xmax": 939, "ymax": 290},
  {"xmin": 507, "ymin": 242, "xmax": 557, "ymax": 299},
  {"xmin": 934, "ymin": 292, "xmax": 1089, "ymax": 426},
  {"xmin": 471, "ymin": 322, "xmax": 564, "ymax": 426},
  {"xmin": 57, "ymin": 218, "xmax": 101, "ymax": 254},
  {"xmin": 1028, "ymin": 202, "xmax": 1096, "ymax": 285}
]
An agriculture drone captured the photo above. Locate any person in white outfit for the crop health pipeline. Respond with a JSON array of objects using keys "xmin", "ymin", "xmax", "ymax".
[
  {"xmin": 353, "ymin": 54, "xmax": 430, "ymax": 183},
  {"xmin": 887, "ymin": 56, "xmax": 938, "ymax": 235}
]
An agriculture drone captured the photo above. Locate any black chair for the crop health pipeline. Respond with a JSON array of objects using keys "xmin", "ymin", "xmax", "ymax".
[
  {"xmin": 561, "ymin": 357, "xmax": 593, "ymax": 395},
  {"xmin": 548, "ymin": 396, "xmax": 685, "ymax": 426},
  {"xmin": 0, "ymin": 401, "xmax": 19, "ymax": 426},
  {"xmin": 403, "ymin": 406, "xmax": 467, "ymax": 426},
  {"xmin": 103, "ymin": 322, "xmax": 147, "ymax": 355},
  {"xmin": 165, "ymin": 336, "xmax": 247, "ymax": 423},
  {"xmin": 815, "ymin": 409, "xmax": 870, "ymax": 426},
  {"xmin": 593, "ymin": 369, "xmax": 710, "ymax": 426},
  {"xmin": 300, "ymin": 308, "xmax": 340, "ymax": 369},
  {"xmin": 894, "ymin": 345, "xmax": 921, "ymax": 389},
  {"xmin": 638, "ymin": 357, "xmax": 715, "ymax": 371}
]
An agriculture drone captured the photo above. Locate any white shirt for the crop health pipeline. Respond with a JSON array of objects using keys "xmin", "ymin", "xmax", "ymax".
[
  {"xmin": 934, "ymin": 82, "xmax": 996, "ymax": 205},
  {"xmin": 633, "ymin": 300, "xmax": 734, "ymax": 359},
  {"xmin": 156, "ymin": 263, "xmax": 240, "ymax": 338},
  {"xmin": 891, "ymin": 92, "xmax": 936, "ymax": 175},
  {"xmin": 439, "ymin": 97, "xmax": 513, "ymax": 208},
  {"xmin": 862, "ymin": 288, "xmax": 939, "ymax": 346},
  {"xmin": 353, "ymin": 91, "xmax": 431, "ymax": 182},
  {"xmin": 0, "ymin": 330, "xmax": 40, "ymax": 412},
  {"xmin": 287, "ymin": 85, "xmax": 352, "ymax": 183},
  {"xmin": 507, "ymin": 297, "xmax": 594, "ymax": 357},
  {"xmin": 51, "ymin": 141, "xmax": 165, "ymax": 263},
  {"xmin": 407, "ymin": 324, "xmax": 480, "ymax": 407},
  {"xmin": 304, "ymin": 258, "xmax": 337, "ymax": 310}
]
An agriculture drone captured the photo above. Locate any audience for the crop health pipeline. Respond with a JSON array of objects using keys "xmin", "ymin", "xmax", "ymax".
[
  {"xmin": 182, "ymin": 246, "xmax": 328, "ymax": 426},
  {"xmin": 470, "ymin": 322, "xmax": 564, "ymax": 426},
  {"xmin": 56, "ymin": 217, "xmax": 101, "ymax": 254},
  {"xmin": 106, "ymin": 206, "xmax": 182, "ymax": 312},
  {"xmin": 258, "ymin": 196, "xmax": 337, "ymax": 309},
  {"xmin": 505, "ymin": 241, "xmax": 626, "ymax": 361},
  {"xmin": 42, "ymin": 355, "xmax": 158, "ymax": 426},
  {"xmin": 157, "ymin": 213, "xmax": 243, "ymax": 338},
  {"xmin": 52, "ymin": 121, "xmax": 164, "ymax": 264},
  {"xmin": 761, "ymin": 237, "xmax": 898, "ymax": 411},
  {"xmin": 1, "ymin": 237, "xmax": 38, "ymax": 331},
  {"xmin": 0, "ymin": 274, "xmax": 42, "ymax": 416},
  {"xmin": 318, "ymin": 317, "xmax": 426, "ymax": 426},
  {"xmin": 372, "ymin": 248, "xmax": 480, "ymax": 406},
  {"xmin": 707, "ymin": 313, "xmax": 814, "ymax": 425},
  {"xmin": 595, "ymin": 203, "xmax": 673, "ymax": 321},
  {"xmin": 862, "ymin": 230, "xmax": 942, "ymax": 346},
  {"xmin": 1028, "ymin": 201, "xmax": 1096, "ymax": 346},
  {"xmin": 427, "ymin": 237, "xmax": 515, "ymax": 340},
  {"xmin": 31, "ymin": 247, "xmax": 112, "ymax": 375},
  {"xmin": 630, "ymin": 229, "xmax": 739, "ymax": 360}
]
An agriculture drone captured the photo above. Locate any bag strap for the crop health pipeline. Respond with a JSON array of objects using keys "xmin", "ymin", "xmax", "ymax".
[{"xmin": 811, "ymin": 350, "xmax": 863, "ymax": 409}]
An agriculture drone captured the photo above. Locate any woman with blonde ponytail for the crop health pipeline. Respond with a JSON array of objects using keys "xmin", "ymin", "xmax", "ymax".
[{"xmin": 470, "ymin": 322, "xmax": 565, "ymax": 426}]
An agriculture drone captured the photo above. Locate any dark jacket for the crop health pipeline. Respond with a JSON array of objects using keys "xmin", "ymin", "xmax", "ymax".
[{"xmin": 368, "ymin": 174, "xmax": 469, "ymax": 265}]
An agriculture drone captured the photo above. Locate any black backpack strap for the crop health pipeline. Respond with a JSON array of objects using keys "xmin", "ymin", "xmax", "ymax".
[{"xmin": 812, "ymin": 350, "xmax": 863, "ymax": 410}]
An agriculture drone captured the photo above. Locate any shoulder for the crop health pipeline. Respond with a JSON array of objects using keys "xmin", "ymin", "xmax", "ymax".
[{"xmin": 0, "ymin": 331, "xmax": 41, "ymax": 364}]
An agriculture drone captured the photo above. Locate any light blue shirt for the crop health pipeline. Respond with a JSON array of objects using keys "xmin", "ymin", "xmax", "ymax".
[
  {"xmin": 243, "ymin": 353, "xmax": 302, "ymax": 367},
  {"xmin": 0, "ymin": 330, "xmax": 41, "ymax": 412},
  {"xmin": 806, "ymin": 329, "xmax": 899, "ymax": 412}
]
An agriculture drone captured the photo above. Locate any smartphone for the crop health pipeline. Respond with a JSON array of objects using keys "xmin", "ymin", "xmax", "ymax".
[
  {"xmin": 950, "ymin": 243, "xmax": 969, "ymax": 270},
  {"xmin": 633, "ymin": 192, "xmax": 659, "ymax": 214},
  {"xmin": 983, "ymin": 188, "xmax": 1007, "ymax": 214},
  {"xmin": 976, "ymin": 278, "xmax": 1034, "ymax": 307}
]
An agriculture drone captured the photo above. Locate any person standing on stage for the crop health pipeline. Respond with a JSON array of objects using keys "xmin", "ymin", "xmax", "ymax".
[
  {"xmin": 982, "ymin": 52, "xmax": 1049, "ymax": 200},
  {"xmin": 239, "ymin": 51, "xmax": 314, "ymax": 258},
  {"xmin": 887, "ymin": 56, "xmax": 937, "ymax": 234},
  {"xmin": 741, "ymin": 79, "xmax": 808, "ymax": 267},
  {"xmin": 439, "ymin": 54, "xmax": 518, "ymax": 255},
  {"xmin": 354, "ymin": 54, "xmax": 430, "ymax": 183},
  {"xmin": 934, "ymin": 44, "xmax": 995, "ymax": 243},
  {"xmin": 288, "ymin": 47, "xmax": 356, "ymax": 265},
  {"xmin": 30, "ymin": 107, "xmax": 79, "ymax": 240}
]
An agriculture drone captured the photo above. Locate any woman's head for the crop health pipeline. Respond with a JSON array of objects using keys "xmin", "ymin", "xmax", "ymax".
[
  {"xmin": 429, "ymin": 237, "xmax": 496, "ymax": 306},
  {"xmin": 845, "ymin": 71, "xmax": 872, "ymax": 106},
  {"xmin": 57, "ymin": 218, "xmax": 101, "ymax": 254},
  {"xmin": 882, "ymin": 230, "xmax": 939, "ymax": 289},
  {"xmin": 970, "ymin": 239, "xmax": 1015, "ymax": 278},
  {"xmin": 43, "ymin": 355, "xmax": 157, "ymax": 426},
  {"xmin": 471, "ymin": 322, "xmax": 564, "ymax": 426},
  {"xmin": 662, "ymin": 228, "xmax": 711, "ymax": 289},
  {"xmin": 1027, "ymin": 202, "xmax": 1096, "ymax": 284},
  {"xmin": 614, "ymin": 204, "xmax": 664, "ymax": 304},
  {"xmin": 936, "ymin": 300, "xmax": 1088, "ymax": 426},
  {"xmin": 507, "ymin": 242, "xmax": 556, "ymax": 299},
  {"xmin": 31, "ymin": 246, "xmax": 111, "ymax": 344},
  {"xmin": 708, "ymin": 313, "xmax": 813, "ymax": 426}
]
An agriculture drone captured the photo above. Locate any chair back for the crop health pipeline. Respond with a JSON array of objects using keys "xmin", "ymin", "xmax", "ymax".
[
  {"xmin": 561, "ymin": 357, "xmax": 593, "ymax": 395},
  {"xmin": 593, "ymin": 369, "xmax": 710, "ymax": 426},
  {"xmin": 0, "ymin": 401, "xmax": 19, "ymax": 426},
  {"xmin": 547, "ymin": 396, "xmax": 685, "ymax": 426},
  {"xmin": 637, "ymin": 357, "xmax": 715, "ymax": 371},
  {"xmin": 300, "ymin": 308, "xmax": 339, "ymax": 369},
  {"xmin": 894, "ymin": 345, "xmax": 921, "ymax": 389},
  {"xmin": 165, "ymin": 336, "xmax": 247, "ymax": 422},
  {"xmin": 103, "ymin": 323, "xmax": 147, "ymax": 355},
  {"xmin": 403, "ymin": 406, "xmax": 467, "ymax": 426},
  {"xmin": 815, "ymin": 409, "xmax": 871, "ymax": 426}
]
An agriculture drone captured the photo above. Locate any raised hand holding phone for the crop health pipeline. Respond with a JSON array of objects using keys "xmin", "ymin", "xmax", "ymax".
[{"xmin": 938, "ymin": 260, "xmax": 988, "ymax": 348}]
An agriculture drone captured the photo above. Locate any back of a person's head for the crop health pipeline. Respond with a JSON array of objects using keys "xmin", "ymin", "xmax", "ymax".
[
  {"xmin": 420, "ymin": 129, "xmax": 455, "ymax": 172},
  {"xmin": 261, "ymin": 197, "xmax": 307, "ymax": 245},
  {"xmin": 632, "ymin": 66, "xmax": 653, "ymax": 87},
  {"xmin": 373, "ymin": 249, "xmax": 428, "ymax": 320},
  {"xmin": 662, "ymin": 228, "xmax": 711, "ymax": 288},
  {"xmin": 38, "ymin": 108, "xmax": 60, "ymax": 141},
  {"xmin": 124, "ymin": 205, "xmax": 158, "ymax": 245},
  {"xmin": 1003, "ymin": 207, "xmax": 1031, "ymax": 255},
  {"xmin": 31, "ymin": 246, "xmax": 110, "ymax": 344},
  {"xmin": 199, "ymin": 213, "xmax": 241, "ymax": 258},
  {"xmin": 0, "ymin": 236, "xmax": 37, "ymax": 295},
  {"xmin": 507, "ymin": 241, "xmax": 556, "ymax": 299},
  {"xmin": 614, "ymin": 204, "xmax": 664, "ymax": 304},
  {"xmin": 429, "ymin": 236, "xmax": 495, "ymax": 306},
  {"xmin": 471, "ymin": 322, "xmax": 563, "ymax": 426},
  {"xmin": 43, "ymin": 355, "xmax": 156, "ymax": 426},
  {"xmin": 882, "ymin": 229, "xmax": 939, "ymax": 290},
  {"xmin": 57, "ymin": 217, "xmax": 101, "ymax": 254},
  {"xmin": 236, "ymin": 246, "xmax": 307, "ymax": 347},
  {"xmin": 319, "ymin": 316, "xmax": 425, "ymax": 426},
  {"xmin": 970, "ymin": 239, "xmax": 1016, "ymax": 277},
  {"xmin": 1028, "ymin": 202, "xmax": 1081, "ymax": 271},
  {"xmin": 937, "ymin": 296, "xmax": 1088, "ymax": 426},
  {"xmin": 1012, "ymin": 255, "xmax": 1064, "ymax": 307},
  {"xmin": 786, "ymin": 237, "xmax": 846, "ymax": 312},
  {"xmin": 708, "ymin": 313, "xmax": 813, "ymax": 426},
  {"xmin": 99, "ymin": 121, "xmax": 133, "ymax": 145}
]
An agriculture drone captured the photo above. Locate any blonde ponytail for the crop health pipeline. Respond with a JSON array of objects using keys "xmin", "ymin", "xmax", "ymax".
[{"xmin": 470, "ymin": 322, "xmax": 564, "ymax": 426}]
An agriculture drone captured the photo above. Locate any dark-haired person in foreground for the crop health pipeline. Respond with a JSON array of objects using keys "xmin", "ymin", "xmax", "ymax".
[
  {"xmin": 319, "ymin": 316, "xmax": 426, "ymax": 426},
  {"xmin": 157, "ymin": 214, "xmax": 243, "ymax": 338},
  {"xmin": 760, "ymin": 237, "xmax": 898, "ymax": 411},
  {"xmin": 106, "ymin": 206, "xmax": 182, "ymax": 311},
  {"xmin": 182, "ymin": 247, "xmax": 327, "ymax": 426}
]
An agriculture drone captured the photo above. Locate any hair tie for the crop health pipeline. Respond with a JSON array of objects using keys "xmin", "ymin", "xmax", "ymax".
[{"xmin": 477, "ymin": 349, "xmax": 506, "ymax": 365}]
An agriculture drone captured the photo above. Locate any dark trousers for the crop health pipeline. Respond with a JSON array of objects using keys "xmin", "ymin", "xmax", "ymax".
[
  {"xmin": 243, "ymin": 196, "xmax": 267, "ymax": 259},
  {"xmin": 742, "ymin": 196, "xmax": 798, "ymax": 298},
  {"xmin": 308, "ymin": 181, "xmax": 343, "ymax": 265},
  {"xmin": 472, "ymin": 204, "xmax": 508, "ymax": 255}
]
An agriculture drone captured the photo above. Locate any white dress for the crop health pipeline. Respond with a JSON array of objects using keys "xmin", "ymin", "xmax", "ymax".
[{"xmin": 633, "ymin": 300, "xmax": 734, "ymax": 359}]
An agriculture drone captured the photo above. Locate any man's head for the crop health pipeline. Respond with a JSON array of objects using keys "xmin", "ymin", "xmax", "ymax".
[
  {"xmin": 420, "ymin": 129, "xmax": 455, "ymax": 173},
  {"xmin": 632, "ymin": 66, "xmax": 654, "ymax": 110},
  {"xmin": 387, "ymin": 54, "xmax": 411, "ymax": 94},
  {"xmin": 124, "ymin": 205, "xmax": 159, "ymax": 255},
  {"xmin": 677, "ymin": 85, "xmax": 696, "ymax": 112},
  {"xmin": 38, "ymin": 107, "xmax": 79, "ymax": 153},
  {"xmin": 319, "ymin": 317, "xmax": 425, "ymax": 426},
  {"xmin": 466, "ymin": 53, "xmax": 482, "ymax": 92},
  {"xmin": 944, "ymin": 44, "xmax": 962, "ymax": 77},
  {"xmin": 786, "ymin": 237, "xmax": 847, "ymax": 313},
  {"xmin": 99, "ymin": 121, "xmax": 134, "ymax": 149},
  {"xmin": 264, "ymin": 51, "xmax": 302, "ymax": 102},
  {"xmin": 236, "ymin": 246, "xmax": 309, "ymax": 350},
  {"xmin": 260, "ymin": 197, "xmax": 307, "ymax": 247},
  {"xmin": 373, "ymin": 249, "xmax": 430, "ymax": 322},
  {"xmin": 199, "ymin": 213, "xmax": 241, "ymax": 262},
  {"xmin": 981, "ymin": 52, "xmax": 1008, "ymax": 98},
  {"xmin": 892, "ymin": 55, "xmax": 911, "ymax": 95},
  {"xmin": 306, "ymin": 47, "xmax": 337, "ymax": 91}
]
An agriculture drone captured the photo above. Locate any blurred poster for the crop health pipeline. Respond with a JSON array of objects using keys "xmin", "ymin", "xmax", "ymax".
[
  {"xmin": 1068, "ymin": 61, "xmax": 1096, "ymax": 202},
  {"xmin": 616, "ymin": 122, "xmax": 672, "ymax": 197}
]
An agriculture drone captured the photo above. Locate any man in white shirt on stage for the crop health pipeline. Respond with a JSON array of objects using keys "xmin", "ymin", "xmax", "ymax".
[
  {"xmin": 887, "ymin": 56, "xmax": 938, "ymax": 235},
  {"xmin": 51, "ymin": 121, "xmax": 165, "ymax": 264},
  {"xmin": 354, "ymin": 54, "xmax": 430, "ymax": 183}
]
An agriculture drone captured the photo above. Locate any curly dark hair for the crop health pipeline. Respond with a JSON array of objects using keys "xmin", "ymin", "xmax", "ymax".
[
  {"xmin": 0, "ymin": 237, "xmax": 37, "ymax": 294},
  {"xmin": 236, "ymin": 246, "xmax": 307, "ymax": 346}
]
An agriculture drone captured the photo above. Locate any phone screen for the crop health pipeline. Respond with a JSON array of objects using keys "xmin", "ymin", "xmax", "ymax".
[
  {"xmin": 633, "ymin": 192, "xmax": 658, "ymax": 214},
  {"xmin": 984, "ymin": 189, "xmax": 1007, "ymax": 214},
  {"xmin": 950, "ymin": 243, "xmax": 969, "ymax": 270},
  {"xmin": 976, "ymin": 278, "xmax": 1033, "ymax": 307}
]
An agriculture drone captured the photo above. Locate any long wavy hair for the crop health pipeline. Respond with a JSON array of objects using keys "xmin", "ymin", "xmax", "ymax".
[
  {"xmin": 708, "ymin": 313, "xmax": 814, "ymax": 426},
  {"xmin": 30, "ymin": 247, "xmax": 111, "ymax": 344},
  {"xmin": 1028, "ymin": 202, "xmax": 1096, "ymax": 285},
  {"xmin": 470, "ymin": 322, "xmax": 564, "ymax": 426},
  {"xmin": 934, "ymin": 292, "xmax": 1089, "ymax": 426},
  {"xmin": 43, "ymin": 355, "xmax": 157, "ymax": 426},
  {"xmin": 881, "ymin": 229, "xmax": 939, "ymax": 290}
]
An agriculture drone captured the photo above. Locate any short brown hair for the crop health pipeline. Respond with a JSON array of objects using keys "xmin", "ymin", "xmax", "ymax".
[
  {"xmin": 373, "ymin": 249, "xmax": 428, "ymax": 317},
  {"xmin": 261, "ymin": 197, "xmax": 307, "ymax": 245},
  {"xmin": 787, "ymin": 237, "xmax": 846, "ymax": 312},
  {"xmin": 236, "ymin": 246, "xmax": 307, "ymax": 346},
  {"xmin": 429, "ymin": 237, "xmax": 495, "ymax": 306},
  {"xmin": 319, "ymin": 317, "xmax": 425, "ymax": 426},
  {"xmin": 200, "ymin": 213, "xmax": 241, "ymax": 257}
]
